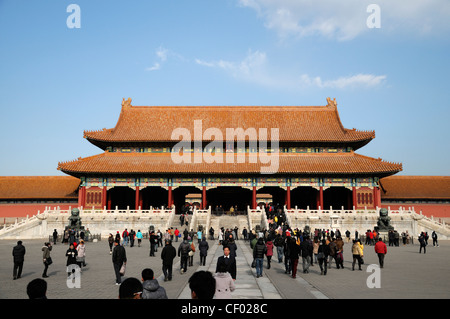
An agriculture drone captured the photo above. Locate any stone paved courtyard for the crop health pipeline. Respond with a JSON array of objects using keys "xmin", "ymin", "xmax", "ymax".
[{"xmin": 1, "ymin": 236, "xmax": 449, "ymax": 300}]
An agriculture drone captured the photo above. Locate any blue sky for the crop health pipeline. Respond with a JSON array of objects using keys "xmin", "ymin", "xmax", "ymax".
[{"xmin": 0, "ymin": 0, "xmax": 449, "ymax": 176}]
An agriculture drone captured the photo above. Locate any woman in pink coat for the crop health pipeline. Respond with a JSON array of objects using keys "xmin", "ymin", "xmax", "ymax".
[{"xmin": 265, "ymin": 239, "xmax": 274, "ymax": 269}]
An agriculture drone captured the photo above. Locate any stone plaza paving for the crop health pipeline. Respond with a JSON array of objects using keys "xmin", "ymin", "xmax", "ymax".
[{"xmin": 1, "ymin": 233, "xmax": 449, "ymax": 300}]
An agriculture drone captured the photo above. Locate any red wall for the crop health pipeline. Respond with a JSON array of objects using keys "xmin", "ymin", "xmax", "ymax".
[
  {"xmin": 381, "ymin": 203, "xmax": 450, "ymax": 220},
  {"xmin": 0, "ymin": 203, "xmax": 77, "ymax": 219}
]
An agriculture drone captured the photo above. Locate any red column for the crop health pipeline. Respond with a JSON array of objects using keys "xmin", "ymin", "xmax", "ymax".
[
  {"xmin": 252, "ymin": 186, "xmax": 257, "ymax": 209},
  {"xmin": 78, "ymin": 186, "xmax": 86, "ymax": 208},
  {"xmin": 102, "ymin": 186, "xmax": 107, "ymax": 209},
  {"xmin": 202, "ymin": 186, "xmax": 207, "ymax": 209},
  {"xmin": 286, "ymin": 186, "xmax": 291, "ymax": 210},
  {"xmin": 352, "ymin": 187, "xmax": 357, "ymax": 209},
  {"xmin": 319, "ymin": 186, "xmax": 324, "ymax": 209},
  {"xmin": 316, "ymin": 191, "xmax": 320, "ymax": 209},
  {"xmin": 168, "ymin": 186, "xmax": 172, "ymax": 208},
  {"xmin": 107, "ymin": 190, "xmax": 112, "ymax": 210},
  {"xmin": 377, "ymin": 187, "xmax": 381, "ymax": 208},
  {"xmin": 78, "ymin": 186, "xmax": 83, "ymax": 208},
  {"xmin": 135, "ymin": 186, "xmax": 140, "ymax": 210},
  {"xmin": 374, "ymin": 186, "xmax": 381, "ymax": 208}
]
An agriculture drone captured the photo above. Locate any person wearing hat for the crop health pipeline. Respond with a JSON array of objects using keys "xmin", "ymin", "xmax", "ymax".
[{"xmin": 161, "ymin": 239, "xmax": 176, "ymax": 281}]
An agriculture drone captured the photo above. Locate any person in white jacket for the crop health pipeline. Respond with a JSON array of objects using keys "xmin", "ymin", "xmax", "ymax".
[
  {"xmin": 214, "ymin": 262, "xmax": 235, "ymax": 299},
  {"xmin": 76, "ymin": 240, "xmax": 86, "ymax": 271}
]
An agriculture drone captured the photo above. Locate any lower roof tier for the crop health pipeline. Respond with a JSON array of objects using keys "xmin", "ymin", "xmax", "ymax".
[
  {"xmin": 58, "ymin": 151, "xmax": 402, "ymax": 177},
  {"xmin": 0, "ymin": 176, "xmax": 79, "ymax": 200}
]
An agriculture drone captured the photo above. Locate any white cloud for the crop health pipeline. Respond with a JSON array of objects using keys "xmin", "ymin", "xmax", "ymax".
[
  {"xmin": 156, "ymin": 46, "xmax": 168, "ymax": 62},
  {"xmin": 300, "ymin": 73, "xmax": 387, "ymax": 89},
  {"xmin": 194, "ymin": 59, "xmax": 215, "ymax": 68},
  {"xmin": 238, "ymin": 0, "xmax": 450, "ymax": 41},
  {"xmin": 146, "ymin": 63, "xmax": 160, "ymax": 71},
  {"xmin": 146, "ymin": 46, "xmax": 184, "ymax": 71},
  {"xmin": 196, "ymin": 50, "xmax": 282, "ymax": 88},
  {"xmin": 196, "ymin": 50, "xmax": 386, "ymax": 90}
]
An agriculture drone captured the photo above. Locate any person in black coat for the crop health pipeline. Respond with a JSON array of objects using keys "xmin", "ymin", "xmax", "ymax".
[
  {"xmin": 178, "ymin": 239, "xmax": 191, "ymax": 273},
  {"xmin": 300, "ymin": 236, "xmax": 313, "ymax": 273},
  {"xmin": 226, "ymin": 238, "xmax": 238, "ymax": 258},
  {"xmin": 288, "ymin": 237, "xmax": 300, "ymax": 278},
  {"xmin": 216, "ymin": 246, "xmax": 237, "ymax": 280},
  {"xmin": 12, "ymin": 240, "xmax": 26, "ymax": 280},
  {"xmin": 52, "ymin": 229, "xmax": 58, "ymax": 245},
  {"xmin": 161, "ymin": 239, "xmax": 177, "ymax": 281},
  {"xmin": 149, "ymin": 231, "xmax": 157, "ymax": 256},
  {"xmin": 112, "ymin": 240, "xmax": 127, "ymax": 284},
  {"xmin": 253, "ymin": 237, "xmax": 267, "ymax": 278},
  {"xmin": 317, "ymin": 240, "xmax": 330, "ymax": 275},
  {"xmin": 66, "ymin": 243, "xmax": 78, "ymax": 277},
  {"xmin": 199, "ymin": 238, "xmax": 209, "ymax": 266}
]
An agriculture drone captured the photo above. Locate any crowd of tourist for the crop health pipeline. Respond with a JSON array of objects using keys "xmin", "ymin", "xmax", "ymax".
[{"xmin": 11, "ymin": 204, "xmax": 442, "ymax": 299}]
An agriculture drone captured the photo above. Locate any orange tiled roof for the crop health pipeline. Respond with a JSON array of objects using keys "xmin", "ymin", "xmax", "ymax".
[
  {"xmin": 0, "ymin": 176, "xmax": 80, "ymax": 200},
  {"xmin": 58, "ymin": 151, "xmax": 402, "ymax": 176},
  {"xmin": 380, "ymin": 176, "xmax": 450, "ymax": 200},
  {"xmin": 83, "ymin": 102, "xmax": 375, "ymax": 147}
]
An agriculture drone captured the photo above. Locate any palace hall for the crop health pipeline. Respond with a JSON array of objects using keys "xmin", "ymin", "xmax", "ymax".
[{"xmin": 55, "ymin": 97, "xmax": 402, "ymax": 213}]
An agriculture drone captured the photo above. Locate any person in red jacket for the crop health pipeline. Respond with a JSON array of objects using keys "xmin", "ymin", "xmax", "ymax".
[{"xmin": 374, "ymin": 238, "xmax": 387, "ymax": 268}]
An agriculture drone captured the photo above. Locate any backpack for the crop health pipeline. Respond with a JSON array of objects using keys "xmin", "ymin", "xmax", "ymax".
[{"xmin": 329, "ymin": 242, "xmax": 336, "ymax": 256}]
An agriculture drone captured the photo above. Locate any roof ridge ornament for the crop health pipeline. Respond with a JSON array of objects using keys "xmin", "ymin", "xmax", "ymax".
[
  {"xmin": 122, "ymin": 97, "xmax": 132, "ymax": 108},
  {"xmin": 326, "ymin": 97, "xmax": 337, "ymax": 108}
]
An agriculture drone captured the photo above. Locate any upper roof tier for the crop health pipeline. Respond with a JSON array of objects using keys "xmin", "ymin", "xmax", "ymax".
[{"xmin": 83, "ymin": 98, "xmax": 375, "ymax": 150}]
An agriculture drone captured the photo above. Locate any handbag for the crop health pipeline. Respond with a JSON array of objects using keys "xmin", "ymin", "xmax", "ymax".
[
  {"xmin": 76, "ymin": 256, "xmax": 85, "ymax": 263},
  {"xmin": 317, "ymin": 252, "xmax": 324, "ymax": 259},
  {"xmin": 45, "ymin": 257, "xmax": 53, "ymax": 265},
  {"xmin": 251, "ymin": 259, "xmax": 256, "ymax": 268},
  {"xmin": 120, "ymin": 263, "xmax": 126, "ymax": 276}
]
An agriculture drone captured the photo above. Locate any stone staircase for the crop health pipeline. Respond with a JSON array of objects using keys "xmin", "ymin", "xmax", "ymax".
[{"xmin": 209, "ymin": 214, "xmax": 249, "ymax": 233}]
